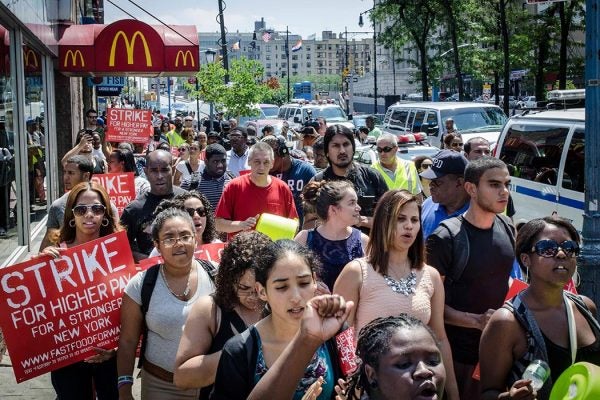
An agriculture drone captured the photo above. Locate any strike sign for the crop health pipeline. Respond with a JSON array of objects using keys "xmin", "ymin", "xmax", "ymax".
[
  {"xmin": 0, "ymin": 231, "xmax": 137, "ymax": 382},
  {"xmin": 91, "ymin": 172, "xmax": 136, "ymax": 216},
  {"xmin": 106, "ymin": 108, "xmax": 152, "ymax": 143}
]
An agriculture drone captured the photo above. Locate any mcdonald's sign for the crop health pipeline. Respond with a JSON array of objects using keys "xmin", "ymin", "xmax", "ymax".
[
  {"xmin": 23, "ymin": 49, "xmax": 38, "ymax": 68},
  {"xmin": 63, "ymin": 50, "xmax": 85, "ymax": 68},
  {"xmin": 109, "ymin": 30, "xmax": 152, "ymax": 67},
  {"xmin": 175, "ymin": 50, "xmax": 195, "ymax": 67}
]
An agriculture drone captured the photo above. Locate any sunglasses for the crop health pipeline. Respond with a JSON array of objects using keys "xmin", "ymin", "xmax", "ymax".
[
  {"xmin": 185, "ymin": 207, "xmax": 207, "ymax": 217},
  {"xmin": 72, "ymin": 204, "xmax": 106, "ymax": 217},
  {"xmin": 421, "ymin": 163, "xmax": 432, "ymax": 169},
  {"xmin": 451, "ymin": 142, "xmax": 464, "ymax": 148},
  {"xmin": 178, "ymin": 147, "xmax": 188, "ymax": 152},
  {"xmin": 376, "ymin": 146, "xmax": 395, "ymax": 153},
  {"xmin": 190, "ymin": 147, "xmax": 200, "ymax": 151},
  {"xmin": 531, "ymin": 239, "xmax": 580, "ymax": 258}
]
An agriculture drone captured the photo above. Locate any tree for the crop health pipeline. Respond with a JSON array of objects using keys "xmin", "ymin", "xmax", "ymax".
[{"xmin": 188, "ymin": 57, "xmax": 275, "ymax": 118}]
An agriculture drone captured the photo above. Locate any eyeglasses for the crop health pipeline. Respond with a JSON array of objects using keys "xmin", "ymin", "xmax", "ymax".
[
  {"xmin": 376, "ymin": 146, "xmax": 395, "ymax": 153},
  {"xmin": 72, "ymin": 204, "xmax": 106, "ymax": 217},
  {"xmin": 228, "ymin": 134, "xmax": 243, "ymax": 140},
  {"xmin": 237, "ymin": 284, "xmax": 256, "ymax": 296},
  {"xmin": 421, "ymin": 163, "xmax": 433, "ymax": 170},
  {"xmin": 531, "ymin": 239, "xmax": 580, "ymax": 258},
  {"xmin": 185, "ymin": 207, "xmax": 207, "ymax": 217},
  {"xmin": 451, "ymin": 142, "xmax": 464, "ymax": 148},
  {"xmin": 160, "ymin": 234, "xmax": 195, "ymax": 247}
]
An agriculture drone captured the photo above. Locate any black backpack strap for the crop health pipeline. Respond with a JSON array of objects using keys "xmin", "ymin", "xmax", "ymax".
[
  {"xmin": 438, "ymin": 215, "xmax": 469, "ymax": 286},
  {"xmin": 185, "ymin": 160, "xmax": 193, "ymax": 174},
  {"xmin": 196, "ymin": 258, "xmax": 217, "ymax": 283},
  {"xmin": 137, "ymin": 264, "xmax": 160, "ymax": 368}
]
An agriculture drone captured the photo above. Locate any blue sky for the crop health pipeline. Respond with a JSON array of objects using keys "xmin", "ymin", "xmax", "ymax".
[{"xmin": 103, "ymin": 0, "xmax": 375, "ymax": 40}]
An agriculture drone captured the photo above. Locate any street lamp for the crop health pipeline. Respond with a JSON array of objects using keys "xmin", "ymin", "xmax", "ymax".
[
  {"xmin": 359, "ymin": 4, "xmax": 378, "ymax": 115},
  {"xmin": 205, "ymin": 49, "xmax": 217, "ymax": 131}
]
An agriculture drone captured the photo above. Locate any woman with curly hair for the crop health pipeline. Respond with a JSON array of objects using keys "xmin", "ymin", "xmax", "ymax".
[
  {"xmin": 149, "ymin": 191, "xmax": 220, "ymax": 257},
  {"xmin": 173, "ymin": 231, "xmax": 272, "ymax": 399}
]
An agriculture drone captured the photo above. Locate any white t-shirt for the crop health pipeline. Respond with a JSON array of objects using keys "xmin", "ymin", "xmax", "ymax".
[
  {"xmin": 176, "ymin": 160, "xmax": 205, "ymax": 182},
  {"xmin": 125, "ymin": 262, "xmax": 214, "ymax": 372}
]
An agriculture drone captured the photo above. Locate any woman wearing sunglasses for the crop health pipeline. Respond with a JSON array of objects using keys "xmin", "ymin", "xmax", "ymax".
[
  {"xmin": 174, "ymin": 141, "xmax": 205, "ymax": 188},
  {"xmin": 480, "ymin": 217, "xmax": 600, "ymax": 400},
  {"xmin": 413, "ymin": 156, "xmax": 433, "ymax": 198},
  {"xmin": 39, "ymin": 181, "xmax": 121, "ymax": 399},
  {"xmin": 148, "ymin": 192, "xmax": 221, "ymax": 257},
  {"xmin": 117, "ymin": 208, "xmax": 216, "ymax": 399}
]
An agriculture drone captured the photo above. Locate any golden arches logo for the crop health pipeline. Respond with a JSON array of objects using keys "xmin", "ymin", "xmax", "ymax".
[
  {"xmin": 64, "ymin": 50, "xmax": 85, "ymax": 67},
  {"xmin": 109, "ymin": 30, "xmax": 152, "ymax": 67},
  {"xmin": 175, "ymin": 50, "xmax": 195, "ymax": 67},
  {"xmin": 23, "ymin": 49, "xmax": 38, "ymax": 68}
]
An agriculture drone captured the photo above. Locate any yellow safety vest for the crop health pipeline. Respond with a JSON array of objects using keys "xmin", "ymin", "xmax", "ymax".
[
  {"xmin": 166, "ymin": 130, "xmax": 185, "ymax": 147},
  {"xmin": 372, "ymin": 159, "xmax": 420, "ymax": 194}
]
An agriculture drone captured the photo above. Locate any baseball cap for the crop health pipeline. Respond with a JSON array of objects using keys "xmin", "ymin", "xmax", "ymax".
[
  {"xmin": 221, "ymin": 121, "xmax": 231, "ymax": 130},
  {"xmin": 420, "ymin": 150, "xmax": 468, "ymax": 179}
]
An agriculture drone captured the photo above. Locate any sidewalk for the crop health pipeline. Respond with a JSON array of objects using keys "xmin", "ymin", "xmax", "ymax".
[{"xmin": 0, "ymin": 352, "xmax": 142, "ymax": 399}]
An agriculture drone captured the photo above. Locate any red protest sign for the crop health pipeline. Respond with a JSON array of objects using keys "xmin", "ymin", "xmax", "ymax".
[
  {"xmin": 194, "ymin": 243, "xmax": 225, "ymax": 264},
  {"xmin": 0, "ymin": 231, "xmax": 136, "ymax": 382},
  {"xmin": 106, "ymin": 108, "xmax": 152, "ymax": 143},
  {"xmin": 91, "ymin": 172, "xmax": 136, "ymax": 216}
]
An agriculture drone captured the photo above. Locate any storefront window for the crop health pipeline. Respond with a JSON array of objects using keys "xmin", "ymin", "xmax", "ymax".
[
  {"xmin": 0, "ymin": 23, "xmax": 16, "ymax": 261},
  {"xmin": 23, "ymin": 42, "xmax": 47, "ymax": 226}
]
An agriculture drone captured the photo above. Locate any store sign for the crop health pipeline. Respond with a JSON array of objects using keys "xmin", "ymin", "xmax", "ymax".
[
  {"xmin": 106, "ymin": 108, "xmax": 153, "ymax": 143},
  {"xmin": 91, "ymin": 172, "xmax": 135, "ymax": 216},
  {"xmin": 96, "ymin": 86, "xmax": 123, "ymax": 96},
  {"xmin": 0, "ymin": 231, "xmax": 136, "ymax": 382}
]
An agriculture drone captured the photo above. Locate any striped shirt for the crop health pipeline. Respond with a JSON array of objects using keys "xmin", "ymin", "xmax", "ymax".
[{"xmin": 195, "ymin": 170, "xmax": 234, "ymax": 210}]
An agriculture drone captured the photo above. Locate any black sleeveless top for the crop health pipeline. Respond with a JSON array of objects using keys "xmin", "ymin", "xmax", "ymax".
[
  {"xmin": 199, "ymin": 307, "xmax": 247, "ymax": 400},
  {"xmin": 542, "ymin": 329, "xmax": 600, "ymax": 383}
]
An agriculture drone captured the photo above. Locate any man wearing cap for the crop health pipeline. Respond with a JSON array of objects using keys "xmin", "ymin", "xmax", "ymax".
[
  {"xmin": 420, "ymin": 150, "xmax": 471, "ymax": 239},
  {"xmin": 425, "ymin": 157, "xmax": 514, "ymax": 399},
  {"xmin": 207, "ymin": 131, "xmax": 221, "ymax": 146},
  {"xmin": 371, "ymin": 133, "xmax": 421, "ymax": 196},
  {"xmin": 226, "ymin": 127, "xmax": 250, "ymax": 176},
  {"xmin": 262, "ymin": 135, "xmax": 316, "ymax": 224},
  {"xmin": 215, "ymin": 142, "xmax": 297, "ymax": 240},
  {"xmin": 166, "ymin": 117, "xmax": 186, "ymax": 147},
  {"xmin": 312, "ymin": 125, "xmax": 387, "ymax": 229}
]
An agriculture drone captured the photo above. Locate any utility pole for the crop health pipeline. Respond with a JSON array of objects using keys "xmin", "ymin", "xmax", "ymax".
[
  {"xmin": 578, "ymin": 0, "xmax": 600, "ymax": 305},
  {"xmin": 217, "ymin": 0, "xmax": 229, "ymax": 83},
  {"xmin": 286, "ymin": 26, "xmax": 290, "ymax": 102}
]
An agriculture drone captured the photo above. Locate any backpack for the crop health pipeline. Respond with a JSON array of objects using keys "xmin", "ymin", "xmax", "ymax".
[
  {"xmin": 438, "ymin": 214, "xmax": 515, "ymax": 294},
  {"xmin": 137, "ymin": 259, "xmax": 217, "ymax": 368}
]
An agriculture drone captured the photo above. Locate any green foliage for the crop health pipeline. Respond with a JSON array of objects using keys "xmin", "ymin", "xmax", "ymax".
[{"xmin": 187, "ymin": 57, "xmax": 276, "ymax": 118}]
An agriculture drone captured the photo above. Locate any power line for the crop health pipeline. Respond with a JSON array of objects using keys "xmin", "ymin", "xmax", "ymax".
[{"xmin": 105, "ymin": 0, "xmax": 137, "ymax": 20}]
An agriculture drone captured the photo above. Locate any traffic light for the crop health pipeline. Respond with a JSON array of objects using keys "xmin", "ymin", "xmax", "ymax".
[
  {"xmin": 358, "ymin": 66, "xmax": 364, "ymax": 76},
  {"xmin": 343, "ymin": 67, "xmax": 350, "ymax": 77}
]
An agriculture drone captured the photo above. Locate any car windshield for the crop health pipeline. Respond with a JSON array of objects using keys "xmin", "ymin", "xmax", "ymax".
[
  {"xmin": 261, "ymin": 106, "xmax": 279, "ymax": 119},
  {"xmin": 441, "ymin": 107, "xmax": 507, "ymax": 133},
  {"xmin": 303, "ymin": 106, "xmax": 347, "ymax": 121}
]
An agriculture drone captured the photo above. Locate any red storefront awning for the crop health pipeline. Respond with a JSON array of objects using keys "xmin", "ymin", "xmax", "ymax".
[{"xmin": 58, "ymin": 19, "xmax": 199, "ymax": 77}]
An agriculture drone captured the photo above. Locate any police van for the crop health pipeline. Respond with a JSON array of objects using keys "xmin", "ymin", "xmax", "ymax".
[
  {"xmin": 382, "ymin": 102, "xmax": 507, "ymax": 148},
  {"xmin": 495, "ymin": 106, "xmax": 584, "ymax": 230}
]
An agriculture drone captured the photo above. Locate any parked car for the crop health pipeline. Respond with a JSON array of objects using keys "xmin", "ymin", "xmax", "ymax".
[
  {"xmin": 382, "ymin": 102, "xmax": 507, "ymax": 148},
  {"xmin": 245, "ymin": 119, "xmax": 286, "ymax": 138},
  {"xmin": 494, "ymin": 106, "xmax": 584, "ymax": 230},
  {"xmin": 516, "ymin": 96, "xmax": 537, "ymax": 109}
]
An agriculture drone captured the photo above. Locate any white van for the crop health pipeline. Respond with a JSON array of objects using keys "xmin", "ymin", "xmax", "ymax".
[
  {"xmin": 382, "ymin": 102, "xmax": 507, "ymax": 148},
  {"xmin": 495, "ymin": 108, "xmax": 584, "ymax": 230}
]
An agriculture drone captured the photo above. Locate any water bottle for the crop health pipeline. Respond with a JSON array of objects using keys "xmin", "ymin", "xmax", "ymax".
[{"xmin": 522, "ymin": 359, "xmax": 551, "ymax": 391}]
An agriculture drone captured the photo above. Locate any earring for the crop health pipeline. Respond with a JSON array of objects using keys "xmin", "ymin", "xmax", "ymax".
[
  {"xmin": 102, "ymin": 218, "xmax": 109, "ymax": 227},
  {"xmin": 69, "ymin": 219, "xmax": 75, "ymax": 227},
  {"xmin": 369, "ymin": 380, "xmax": 378, "ymax": 389},
  {"xmin": 524, "ymin": 266, "xmax": 529, "ymax": 283}
]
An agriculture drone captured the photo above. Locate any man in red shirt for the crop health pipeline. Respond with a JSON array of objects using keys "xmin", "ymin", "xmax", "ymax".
[{"xmin": 215, "ymin": 142, "xmax": 298, "ymax": 239}]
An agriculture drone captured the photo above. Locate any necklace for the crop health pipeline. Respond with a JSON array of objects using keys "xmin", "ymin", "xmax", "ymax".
[
  {"xmin": 383, "ymin": 270, "xmax": 417, "ymax": 296},
  {"xmin": 160, "ymin": 263, "xmax": 194, "ymax": 299}
]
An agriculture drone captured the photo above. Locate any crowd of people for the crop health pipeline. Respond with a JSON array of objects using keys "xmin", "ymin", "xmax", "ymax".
[{"xmin": 26, "ymin": 108, "xmax": 600, "ymax": 400}]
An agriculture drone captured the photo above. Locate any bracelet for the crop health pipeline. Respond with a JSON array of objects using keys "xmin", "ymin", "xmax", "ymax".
[
  {"xmin": 118, "ymin": 380, "xmax": 134, "ymax": 389},
  {"xmin": 118, "ymin": 375, "xmax": 134, "ymax": 382}
]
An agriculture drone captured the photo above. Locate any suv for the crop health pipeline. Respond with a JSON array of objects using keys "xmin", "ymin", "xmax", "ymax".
[
  {"xmin": 280, "ymin": 102, "xmax": 354, "ymax": 130},
  {"xmin": 382, "ymin": 102, "xmax": 507, "ymax": 148},
  {"xmin": 494, "ymin": 108, "xmax": 585, "ymax": 230}
]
